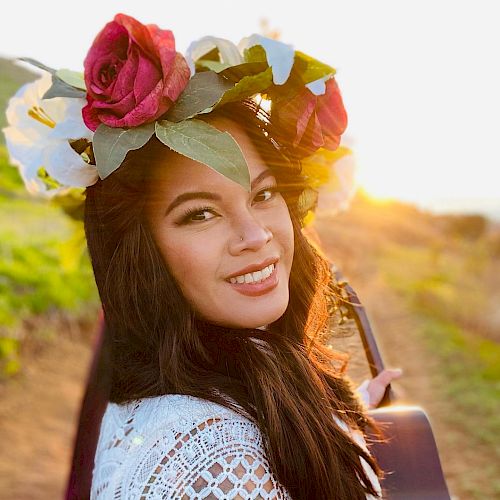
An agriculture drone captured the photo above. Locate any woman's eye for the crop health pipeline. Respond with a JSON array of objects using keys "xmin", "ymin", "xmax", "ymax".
[
  {"xmin": 254, "ymin": 187, "xmax": 277, "ymax": 203},
  {"xmin": 179, "ymin": 208, "xmax": 218, "ymax": 224},
  {"xmin": 190, "ymin": 209, "xmax": 216, "ymax": 222}
]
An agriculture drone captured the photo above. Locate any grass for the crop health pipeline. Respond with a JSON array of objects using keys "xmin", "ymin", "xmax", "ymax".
[
  {"xmin": 0, "ymin": 145, "xmax": 98, "ymax": 377},
  {"xmin": 378, "ymin": 241, "xmax": 500, "ymax": 498}
]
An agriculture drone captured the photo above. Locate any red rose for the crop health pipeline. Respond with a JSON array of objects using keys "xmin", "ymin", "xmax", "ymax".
[
  {"xmin": 272, "ymin": 78, "xmax": 347, "ymax": 158},
  {"xmin": 82, "ymin": 13, "xmax": 190, "ymax": 131}
]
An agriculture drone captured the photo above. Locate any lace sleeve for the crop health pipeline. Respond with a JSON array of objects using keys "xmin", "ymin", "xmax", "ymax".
[
  {"xmin": 139, "ymin": 416, "xmax": 291, "ymax": 499},
  {"xmin": 91, "ymin": 395, "xmax": 378, "ymax": 499}
]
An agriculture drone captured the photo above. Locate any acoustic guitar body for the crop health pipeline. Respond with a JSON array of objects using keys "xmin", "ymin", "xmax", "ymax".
[{"xmin": 368, "ymin": 406, "xmax": 451, "ymax": 500}]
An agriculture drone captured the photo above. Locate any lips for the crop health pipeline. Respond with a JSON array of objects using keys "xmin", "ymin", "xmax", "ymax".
[
  {"xmin": 226, "ymin": 261, "xmax": 279, "ymax": 297},
  {"xmin": 225, "ymin": 257, "xmax": 279, "ymax": 281}
]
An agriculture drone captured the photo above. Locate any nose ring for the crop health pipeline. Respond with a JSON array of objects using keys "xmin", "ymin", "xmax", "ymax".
[{"xmin": 240, "ymin": 236, "xmax": 244, "ymax": 241}]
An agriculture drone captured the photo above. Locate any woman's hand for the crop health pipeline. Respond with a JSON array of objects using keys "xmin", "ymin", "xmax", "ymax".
[{"xmin": 357, "ymin": 368, "xmax": 403, "ymax": 409}]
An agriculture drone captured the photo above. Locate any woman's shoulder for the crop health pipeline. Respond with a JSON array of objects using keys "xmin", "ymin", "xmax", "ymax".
[
  {"xmin": 94, "ymin": 393, "xmax": 260, "ymax": 466},
  {"xmin": 91, "ymin": 394, "xmax": 287, "ymax": 499},
  {"xmin": 103, "ymin": 393, "xmax": 247, "ymax": 433}
]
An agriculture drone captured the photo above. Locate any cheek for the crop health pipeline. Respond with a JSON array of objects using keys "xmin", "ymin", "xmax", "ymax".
[
  {"xmin": 159, "ymin": 234, "xmax": 220, "ymax": 301},
  {"xmin": 272, "ymin": 204, "xmax": 295, "ymax": 269}
]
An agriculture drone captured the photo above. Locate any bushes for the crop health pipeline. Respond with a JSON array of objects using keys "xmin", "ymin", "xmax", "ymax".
[{"xmin": 0, "ymin": 146, "xmax": 98, "ymax": 377}]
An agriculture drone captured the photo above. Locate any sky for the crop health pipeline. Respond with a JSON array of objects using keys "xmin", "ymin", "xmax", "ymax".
[{"xmin": 1, "ymin": 0, "xmax": 499, "ymax": 218}]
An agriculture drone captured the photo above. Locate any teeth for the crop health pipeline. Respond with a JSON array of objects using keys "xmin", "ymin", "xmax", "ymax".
[
  {"xmin": 230, "ymin": 263, "xmax": 275, "ymax": 284},
  {"xmin": 252, "ymin": 270, "xmax": 262, "ymax": 281}
]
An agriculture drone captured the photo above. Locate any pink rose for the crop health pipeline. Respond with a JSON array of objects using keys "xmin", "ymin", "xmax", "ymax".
[
  {"xmin": 82, "ymin": 13, "xmax": 190, "ymax": 131},
  {"xmin": 271, "ymin": 78, "xmax": 348, "ymax": 158}
]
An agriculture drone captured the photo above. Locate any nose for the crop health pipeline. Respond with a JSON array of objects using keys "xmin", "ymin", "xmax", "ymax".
[{"xmin": 228, "ymin": 211, "xmax": 273, "ymax": 255}]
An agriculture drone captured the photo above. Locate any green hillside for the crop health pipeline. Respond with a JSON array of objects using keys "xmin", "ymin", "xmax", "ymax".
[
  {"xmin": 0, "ymin": 60, "xmax": 99, "ymax": 377},
  {"xmin": 0, "ymin": 57, "xmax": 38, "ymax": 136}
]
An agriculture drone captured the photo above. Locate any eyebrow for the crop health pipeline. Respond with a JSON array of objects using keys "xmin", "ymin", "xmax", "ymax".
[{"xmin": 164, "ymin": 169, "xmax": 274, "ymax": 216}]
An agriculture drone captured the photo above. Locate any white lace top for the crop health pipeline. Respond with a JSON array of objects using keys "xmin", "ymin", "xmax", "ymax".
[{"xmin": 91, "ymin": 392, "xmax": 381, "ymax": 499}]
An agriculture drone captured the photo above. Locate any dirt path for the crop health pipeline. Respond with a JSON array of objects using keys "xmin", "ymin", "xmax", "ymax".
[
  {"xmin": 324, "ymin": 253, "xmax": 495, "ymax": 500},
  {"xmin": 0, "ymin": 318, "xmax": 96, "ymax": 499},
  {"xmin": 0, "ymin": 252, "xmax": 488, "ymax": 499}
]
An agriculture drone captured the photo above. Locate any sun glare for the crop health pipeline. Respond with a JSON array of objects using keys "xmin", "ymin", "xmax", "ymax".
[
  {"xmin": 355, "ymin": 162, "xmax": 442, "ymax": 207},
  {"xmin": 355, "ymin": 169, "xmax": 403, "ymax": 202}
]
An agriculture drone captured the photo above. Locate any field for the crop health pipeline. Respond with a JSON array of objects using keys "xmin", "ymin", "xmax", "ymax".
[
  {"xmin": 0, "ymin": 57, "xmax": 499, "ymax": 499},
  {"xmin": 314, "ymin": 196, "xmax": 500, "ymax": 499}
]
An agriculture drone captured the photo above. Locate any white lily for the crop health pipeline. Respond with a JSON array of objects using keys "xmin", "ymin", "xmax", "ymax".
[
  {"xmin": 238, "ymin": 34, "xmax": 295, "ymax": 85},
  {"xmin": 185, "ymin": 33, "xmax": 295, "ymax": 87},
  {"xmin": 185, "ymin": 36, "xmax": 243, "ymax": 76},
  {"xmin": 319, "ymin": 154, "xmax": 356, "ymax": 213},
  {"xmin": 301, "ymin": 145, "xmax": 357, "ymax": 214},
  {"xmin": 2, "ymin": 72, "xmax": 97, "ymax": 196}
]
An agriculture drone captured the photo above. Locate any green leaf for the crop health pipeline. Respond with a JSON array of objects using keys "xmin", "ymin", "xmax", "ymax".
[
  {"xmin": 243, "ymin": 45, "xmax": 267, "ymax": 64},
  {"xmin": 217, "ymin": 67, "xmax": 273, "ymax": 106},
  {"xmin": 93, "ymin": 123, "xmax": 155, "ymax": 180},
  {"xmin": 197, "ymin": 46, "xmax": 220, "ymax": 62},
  {"xmin": 219, "ymin": 62, "xmax": 268, "ymax": 82},
  {"xmin": 155, "ymin": 119, "xmax": 250, "ymax": 191},
  {"xmin": 43, "ymin": 75, "xmax": 86, "ymax": 99},
  {"xmin": 55, "ymin": 68, "xmax": 86, "ymax": 90},
  {"xmin": 165, "ymin": 71, "xmax": 234, "ymax": 122},
  {"xmin": 266, "ymin": 51, "xmax": 336, "ymax": 103},
  {"xmin": 195, "ymin": 59, "xmax": 231, "ymax": 73},
  {"xmin": 19, "ymin": 60, "xmax": 87, "ymax": 99},
  {"xmin": 294, "ymin": 51, "xmax": 336, "ymax": 85},
  {"xmin": 240, "ymin": 38, "xmax": 295, "ymax": 85},
  {"xmin": 18, "ymin": 57, "xmax": 56, "ymax": 74},
  {"xmin": 37, "ymin": 166, "xmax": 62, "ymax": 190}
]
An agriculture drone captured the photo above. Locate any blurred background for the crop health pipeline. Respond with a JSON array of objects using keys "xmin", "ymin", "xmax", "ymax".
[{"xmin": 0, "ymin": 1, "xmax": 499, "ymax": 498}]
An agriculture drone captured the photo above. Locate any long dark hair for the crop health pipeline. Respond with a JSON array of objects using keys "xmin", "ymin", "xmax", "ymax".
[{"xmin": 84, "ymin": 100, "xmax": 382, "ymax": 499}]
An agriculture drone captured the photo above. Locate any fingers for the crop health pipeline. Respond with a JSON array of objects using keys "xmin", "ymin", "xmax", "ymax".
[
  {"xmin": 365, "ymin": 368, "xmax": 403, "ymax": 409},
  {"xmin": 374, "ymin": 368, "xmax": 403, "ymax": 386}
]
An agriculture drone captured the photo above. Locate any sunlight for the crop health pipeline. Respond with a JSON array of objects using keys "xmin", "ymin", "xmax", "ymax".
[{"xmin": 356, "ymin": 168, "xmax": 409, "ymax": 203}]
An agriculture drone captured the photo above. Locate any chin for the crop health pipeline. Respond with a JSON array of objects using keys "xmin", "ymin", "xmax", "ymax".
[
  {"xmin": 198, "ymin": 281, "xmax": 290, "ymax": 330},
  {"xmin": 220, "ymin": 299, "xmax": 289, "ymax": 330}
]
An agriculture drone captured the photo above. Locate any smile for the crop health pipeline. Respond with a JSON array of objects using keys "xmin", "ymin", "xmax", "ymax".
[
  {"xmin": 228, "ymin": 263, "xmax": 275, "ymax": 284},
  {"xmin": 226, "ymin": 262, "xmax": 279, "ymax": 297}
]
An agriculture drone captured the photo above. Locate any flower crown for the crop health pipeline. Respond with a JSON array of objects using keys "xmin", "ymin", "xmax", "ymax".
[{"xmin": 3, "ymin": 13, "xmax": 355, "ymax": 218}]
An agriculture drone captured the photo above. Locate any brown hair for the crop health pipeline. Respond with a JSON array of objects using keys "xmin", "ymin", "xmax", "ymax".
[{"xmin": 84, "ymin": 100, "xmax": 382, "ymax": 499}]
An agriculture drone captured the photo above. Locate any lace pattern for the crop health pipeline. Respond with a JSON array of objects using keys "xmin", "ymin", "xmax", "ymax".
[
  {"xmin": 91, "ymin": 395, "xmax": 291, "ymax": 499},
  {"xmin": 91, "ymin": 394, "xmax": 380, "ymax": 499}
]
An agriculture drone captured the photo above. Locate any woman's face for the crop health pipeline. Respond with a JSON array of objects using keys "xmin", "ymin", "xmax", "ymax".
[{"xmin": 145, "ymin": 116, "xmax": 295, "ymax": 329}]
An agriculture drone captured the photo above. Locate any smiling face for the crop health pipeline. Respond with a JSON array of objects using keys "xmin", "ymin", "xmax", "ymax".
[{"xmin": 145, "ymin": 116, "xmax": 295, "ymax": 329}]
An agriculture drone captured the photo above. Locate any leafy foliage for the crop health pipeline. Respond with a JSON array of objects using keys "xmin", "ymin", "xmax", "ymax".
[
  {"xmin": 155, "ymin": 119, "xmax": 251, "ymax": 190},
  {"xmin": 165, "ymin": 71, "xmax": 234, "ymax": 122},
  {"xmin": 0, "ymin": 146, "xmax": 98, "ymax": 376},
  {"xmin": 93, "ymin": 123, "xmax": 155, "ymax": 179}
]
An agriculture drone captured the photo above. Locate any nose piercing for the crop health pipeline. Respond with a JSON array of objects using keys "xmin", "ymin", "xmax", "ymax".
[{"xmin": 240, "ymin": 236, "xmax": 244, "ymax": 241}]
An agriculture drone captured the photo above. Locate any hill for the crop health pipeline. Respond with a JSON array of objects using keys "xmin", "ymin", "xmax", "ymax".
[
  {"xmin": 0, "ymin": 57, "xmax": 499, "ymax": 497},
  {"xmin": 0, "ymin": 57, "xmax": 38, "ymax": 136},
  {"xmin": 312, "ymin": 192, "xmax": 500, "ymax": 499}
]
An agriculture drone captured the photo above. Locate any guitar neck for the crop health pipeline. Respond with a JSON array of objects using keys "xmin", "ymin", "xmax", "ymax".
[{"xmin": 331, "ymin": 266, "xmax": 395, "ymax": 407}]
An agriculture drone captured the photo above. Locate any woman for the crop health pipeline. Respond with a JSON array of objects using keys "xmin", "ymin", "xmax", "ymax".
[
  {"xmin": 4, "ymin": 13, "xmax": 401, "ymax": 499},
  {"xmin": 85, "ymin": 99, "xmax": 398, "ymax": 499}
]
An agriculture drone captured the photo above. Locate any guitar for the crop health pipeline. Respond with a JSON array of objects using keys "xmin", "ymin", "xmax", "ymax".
[
  {"xmin": 64, "ymin": 272, "xmax": 452, "ymax": 500},
  {"xmin": 332, "ymin": 267, "xmax": 451, "ymax": 500}
]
